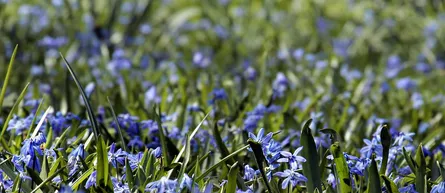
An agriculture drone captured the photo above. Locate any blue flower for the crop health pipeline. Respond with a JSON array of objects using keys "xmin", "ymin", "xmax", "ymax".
[
  {"xmin": 399, "ymin": 184, "xmax": 418, "ymax": 193},
  {"xmin": 274, "ymin": 169, "xmax": 308, "ymax": 189},
  {"xmin": 243, "ymin": 165, "xmax": 256, "ymax": 181},
  {"xmin": 277, "ymin": 147, "xmax": 306, "ymax": 170},
  {"xmin": 145, "ymin": 176, "xmax": 178, "ymax": 192},
  {"xmin": 396, "ymin": 77, "xmax": 417, "ymax": 91},
  {"xmin": 68, "ymin": 144, "xmax": 85, "ymax": 166},
  {"xmin": 360, "ymin": 138, "xmax": 383, "ymax": 158},
  {"xmin": 209, "ymin": 88, "xmax": 228, "ymax": 104},
  {"xmin": 272, "ymin": 72, "xmax": 288, "ymax": 99},
  {"xmin": 248, "ymin": 128, "xmax": 273, "ymax": 146},
  {"xmin": 85, "ymin": 171, "xmax": 97, "ymax": 189},
  {"xmin": 7, "ymin": 115, "xmax": 33, "ymax": 135},
  {"xmin": 108, "ymin": 143, "xmax": 127, "ymax": 168},
  {"xmin": 152, "ymin": 147, "xmax": 162, "ymax": 159},
  {"xmin": 393, "ymin": 132, "xmax": 415, "ymax": 146}
]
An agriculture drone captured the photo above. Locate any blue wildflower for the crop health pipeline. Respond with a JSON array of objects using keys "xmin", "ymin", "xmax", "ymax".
[
  {"xmin": 108, "ymin": 143, "xmax": 127, "ymax": 168},
  {"xmin": 145, "ymin": 176, "xmax": 177, "ymax": 192},
  {"xmin": 209, "ymin": 88, "xmax": 228, "ymax": 104},
  {"xmin": 277, "ymin": 147, "xmax": 306, "ymax": 170},
  {"xmin": 274, "ymin": 169, "xmax": 308, "ymax": 189},
  {"xmin": 396, "ymin": 77, "xmax": 416, "ymax": 91},
  {"xmin": 85, "ymin": 171, "xmax": 97, "ymax": 189},
  {"xmin": 360, "ymin": 138, "xmax": 383, "ymax": 158}
]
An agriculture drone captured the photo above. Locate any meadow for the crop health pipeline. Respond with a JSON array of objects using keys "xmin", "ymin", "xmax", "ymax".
[{"xmin": 0, "ymin": 0, "xmax": 445, "ymax": 192}]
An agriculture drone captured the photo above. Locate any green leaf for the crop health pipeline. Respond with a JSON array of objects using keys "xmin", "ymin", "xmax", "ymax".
[
  {"xmin": 60, "ymin": 53, "xmax": 100, "ymax": 140},
  {"xmin": 437, "ymin": 161, "xmax": 445, "ymax": 180},
  {"xmin": 300, "ymin": 119, "xmax": 322, "ymax": 192},
  {"xmin": 196, "ymin": 145, "xmax": 249, "ymax": 182},
  {"xmin": 247, "ymin": 140, "xmax": 275, "ymax": 193},
  {"xmin": 31, "ymin": 168, "xmax": 64, "ymax": 193},
  {"xmin": 0, "ymin": 158, "xmax": 32, "ymax": 193},
  {"xmin": 381, "ymin": 175, "xmax": 400, "ymax": 193},
  {"xmin": 125, "ymin": 158, "xmax": 134, "ymax": 189},
  {"xmin": 415, "ymin": 144, "xmax": 427, "ymax": 193},
  {"xmin": 178, "ymin": 134, "xmax": 191, "ymax": 184},
  {"xmin": 402, "ymin": 147, "xmax": 416, "ymax": 175},
  {"xmin": 0, "ymin": 44, "xmax": 18, "ymax": 114},
  {"xmin": 71, "ymin": 167, "xmax": 94, "ymax": 190},
  {"xmin": 107, "ymin": 97, "xmax": 128, "ymax": 152},
  {"xmin": 153, "ymin": 105, "xmax": 170, "ymax": 166},
  {"xmin": 226, "ymin": 162, "xmax": 239, "ymax": 193},
  {"xmin": 26, "ymin": 98, "xmax": 45, "ymax": 139},
  {"xmin": 367, "ymin": 154, "xmax": 381, "ymax": 193},
  {"xmin": 96, "ymin": 135, "xmax": 110, "ymax": 188},
  {"xmin": 380, "ymin": 124, "xmax": 391, "ymax": 175},
  {"xmin": 330, "ymin": 142, "xmax": 352, "ymax": 193},
  {"xmin": 27, "ymin": 168, "xmax": 51, "ymax": 193}
]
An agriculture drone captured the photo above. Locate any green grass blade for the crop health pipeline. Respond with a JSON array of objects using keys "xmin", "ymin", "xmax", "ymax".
[
  {"xmin": 196, "ymin": 145, "xmax": 249, "ymax": 182},
  {"xmin": 300, "ymin": 119, "xmax": 322, "ymax": 193},
  {"xmin": 330, "ymin": 142, "xmax": 352, "ymax": 193},
  {"xmin": 107, "ymin": 96, "xmax": 128, "ymax": 152},
  {"xmin": 178, "ymin": 134, "xmax": 191, "ymax": 184},
  {"xmin": 402, "ymin": 147, "xmax": 416, "ymax": 174},
  {"xmin": 125, "ymin": 158, "xmax": 134, "ymax": 189},
  {"xmin": 0, "ymin": 158, "xmax": 32, "ymax": 193},
  {"xmin": 96, "ymin": 135, "xmax": 110, "ymax": 188},
  {"xmin": 0, "ymin": 44, "xmax": 18, "ymax": 114},
  {"xmin": 60, "ymin": 53, "xmax": 99, "ymax": 140},
  {"xmin": 153, "ymin": 106, "xmax": 170, "ymax": 166},
  {"xmin": 226, "ymin": 162, "xmax": 239, "ymax": 193},
  {"xmin": 30, "ymin": 106, "xmax": 53, "ymax": 138},
  {"xmin": 247, "ymin": 140, "xmax": 275, "ymax": 193},
  {"xmin": 381, "ymin": 175, "xmax": 400, "ymax": 193},
  {"xmin": 415, "ymin": 144, "xmax": 427, "ymax": 193},
  {"xmin": 380, "ymin": 124, "xmax": 391, "ymax": 175},
  {"xmin": 367, "ymin": 154, "xmax": 381, "ymax": 193},
  {"xmin": 0, "ymin": 82, "xmax": 30, "ymax": 152},
  {"xmin": 25, "ymin": 98, "xmax": 45, "ymax": 139},
  {"xmin": 31, "ymin": 168, "xmax": 64, "ymax": 193},
  {"xmin": 71, "ymin": 167, "xmax": 94, "ymax": 190}
]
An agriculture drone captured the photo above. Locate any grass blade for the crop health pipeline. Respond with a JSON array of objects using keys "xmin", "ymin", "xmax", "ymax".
[
  {"xmin": 31, "ymin": 168, "xmax": 64, "ymax": 193},
  {"xmin": 367, "ymin": 154, "xmax": 381, "ymax": 193},
  {"xmin": 0, "ymin": 82, "xmax": 30, "ymax": 152},
  {"xmin": 226, "ymin": 162, "xmax": 239, "ymax": 193},
  {"xmin": 381, "ymin": 175, "xmax": 400, "ymax": 193},
  {"xmin": 153, "ymin": 105, "xmax": 169, "ymax": 166},
  {"xmin": 71, "ymin": 167, "xmax": 94, "ymax": 190},
  {"xmin": 0, "ymin": 44, "xmax": 18, "ymax": 114},
  {"xmin": 300, "ymin": 119, "xmax": 322, "ymax": 192},
  {"xmin": 330, "ymin": 142, "xmax": 352, "ymax": 193},
  {"xmin": 380, "ymin": 124, "xmax": 391, "ymax": 175},
  {"xmin": 415, "ymin": 144, "xmax": 427, "ymax": 193},
  {"xmin": 196, "ymin": 145, "xmax": 249, "ymax": 182},
  {"xmin": 107, "ymin": 96, "xmax": 128, "ymax": 152},
  {"xmin": 60, "ymin": 53, "xmax": 99, "ymax": 140},
  {"xmin": 247, "ymin": 140, "xmax": 274, "ymax": 193},
  {"xmin": 96, "ymin": 135, "xmax": 110, "ymax": 189}
]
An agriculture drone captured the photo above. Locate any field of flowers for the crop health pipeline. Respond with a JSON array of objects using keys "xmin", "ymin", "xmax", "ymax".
[{"xmin": 1, "ymin": 0, "xmax": 445, "ymax": 193}]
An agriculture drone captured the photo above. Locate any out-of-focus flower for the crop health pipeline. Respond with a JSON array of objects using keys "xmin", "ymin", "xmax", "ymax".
[{"xmin": 145, "ymin": 176, "xmax": 177, "ymax": 192}]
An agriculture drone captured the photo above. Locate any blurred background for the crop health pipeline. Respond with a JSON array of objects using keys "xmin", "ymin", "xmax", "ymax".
[{"xmin": 0, "ymin": 0, "xmax": 444, "ymax": 114}]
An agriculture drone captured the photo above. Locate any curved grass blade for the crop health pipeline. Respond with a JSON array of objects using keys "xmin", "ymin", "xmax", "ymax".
[
  {"xmin": 177, "ymin": 134, "xmax": 191, "ymax": 186},
  {"xmin": 31, "ymin": 106, "xmax": 53, "ymax": 138},
  {"xmin": 226, "ymin": 162, "xmax": 239, "ymax": 193},
  {"xmin": 60, "ymin": 53, "xmax": 99, "ymax": 140},
  {"xmin": 107, "ymin": 97, "xmax": 128, "ymax": 152},
  {"xmin": 380, "ymin": 124, "xmax": 391, "ymax": 175},
  {"xmin": 300, "ymin": 119, "xmax": 322, "ymax": 192},
  {"xmin": 125, "ymin": 158, "xmax": 134, "ymax": 189},
  {"xmin": 381, "ymin": 175, "xmax": 400, "ymax": 193},
  {"xmin": 415, "ymin": 144, "xmax": 427, "ymax": 193},
  {"xmin": 367, "ymin": 154, "xmax": 381, "ymax": 193},
  {"xmin": 0, "ymin": 82, "xmax": 30, "ymax": 152},
  {"xmin": 0, "ymin": 44, "xmax": 18, "ymax": 113},
  {"xmin": 402, "ymin": 147, "xmax": 416, "ymax": 174},
  {"xmin": 330, "ymin": 142, "xmax": 352, "ymax": 193},
  {"xmin": 196, "ymin": 145, "xmax": 249, "ymax": 182}
]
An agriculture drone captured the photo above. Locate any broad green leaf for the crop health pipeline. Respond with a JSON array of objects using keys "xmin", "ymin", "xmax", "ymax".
[
  {"xmin": 380, "ymin": 124, "xmax": 391, "ymax": 174},
  {"xmin": 71, "ymin": 167, "xmax": 94, "ymax": 190},
  {"xmin": 96, "ymin": 135, "xmax": 110, "ymax": 189},
  {"xmin": 247, "ymin": 140, "xmax": 275, "ymax": 193},
  {"xmin": 367, "ymin": 154, "xmax": 381, "ymax": 193},
  {"xmin": 300, "ymin": 119, "xmax": 322, "ymax": 192},
  {"xmin": 330, "ymin": 142, "xmax": 352, "ymax": 193},
  {"xmin": 381, "ymin": 175, "xmax": 400, "ymax": 193},
  {"xmin": 226, "ymin": 162, "xmax": 239, "ymax": 193},
  {"xmin": 415, "ymin": 144, "xmax": 427, "ymax": 193},
  {"xmin": 403, "ymin": 147, "xmax": 416, "ymax": 175},
  {"xmin": 125, "ymin": 158, "xmax": 134, "ymax": 189}
]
